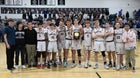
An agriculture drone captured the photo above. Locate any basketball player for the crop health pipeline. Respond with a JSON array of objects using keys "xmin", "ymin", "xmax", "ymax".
[
  {"xmin": 114, "ymin": 22, "xmax": 125, "ymax": 70},
  {"xmin": 71, "ymin": 18, "xmax": 83, "ymax": 68},
  {"xmin": 47, "ymin": 23, "xmax": 58, "ymax": 68},
  {"xmin": 83, "ymin": 20, "xmax": 92, "ymax": 68},
  {"xmin": 35, "ymin": 23, "xmax": 47, "ymax": 69},
  {"xmin": 104, "ymin": 22, "xmax": 116, "ymax": 69},
  {"xmin": 63, "ymin": 19, "xmax": 72, "ymax": 67},
  {"xmin": 92, "ymin": 20, "xmax": 108, "ymax": 69},
  {"xmin": 50, "ymin": 19, "xmax": 57, "ymax": 65},
  {"xmin": 57, "ymin": 20, "xmax": 66, "ymax": 65}
]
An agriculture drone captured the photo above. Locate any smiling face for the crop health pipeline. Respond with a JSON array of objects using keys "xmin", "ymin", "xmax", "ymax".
[
  {"xmin": 74, "ymin": 19, "xmax": 79, "ymax": 25},
  {"xmin": 27, "ymin": 22, "xmax": 33, "ymax": 29},
  {"xmin": 38, "ymin": 24, "xmax": 42, "ymax": 29},
  {"xmin": 105, "ymin": 22, "xmax": 110, "ymax": 28},
  {"xmin": 94, "ymin": 20, "xmax": 100, "ymax": 28},
  {"xmin": 124, "ymin": 24, "xmax": 130, "ymax": 31},
  {"xmin": 18, "ymin": 23, "xmax": 23, "ymax": 29},
  {"xmin": 8, "ymin": 21, "xmax": 14, "ymax": 27},
  {"xmin": 59, "ymin": 21, "xmax": 64, "ymax": 27},
  {"xmin": 115, "ymin": 23, "xmax": 121, "ymax": 29},
  {"xmin": 85, "ymin": 20, "xmax": 90, "ymax": 28}
]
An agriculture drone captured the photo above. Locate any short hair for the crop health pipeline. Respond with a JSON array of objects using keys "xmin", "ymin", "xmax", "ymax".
[
  {"xmin": 38, "ymin": 23, "xmax": 42, "ymax": 26},
  {"xmin": 84, "ymin": 20, "xmax": 90, "ymax": 24},
  {"xmin": 124, "ymin": 23, "xmax": 130, "ymax": 26},
  {"xmin": 50, "ymin": 23, "xmax": 55, "ymax": 26},
  {"xmin": 16, "ymin": 21, "xmax": 22, "ymax": 26},
  {"xmin": 46, "ymin": 18, "xmax": 51, "ymax": 21},
  {"xmin": 7, "ymin": 18, "xmax": 14, "ymax": 22}
]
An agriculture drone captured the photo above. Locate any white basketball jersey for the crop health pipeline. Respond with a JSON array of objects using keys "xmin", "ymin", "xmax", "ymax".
[
  {"xmin": 47, "ymin": 29, "xmax": 58, "ymax": 41},
  {"xmin": 35, "ymin": 28, "xmax": 47, "ymax": 40},
  {"xmin": 72, "ymin": 25, "xmax": 81, "ymax": 39},
  {"xmin": 57, "ymin": 26, "xmax": 66, "ymax": 40},
  {"xmin": 84, "ymin": 27, "xmax": 92, "ymax": 45},
  {"xmin": 93, "ymin": 27, "xmax": 104, "ymax": 41},
  {"xmin": 114, "ymin": 28, "xmax": 124, "ymax": 42},
  {"xmin": 105, "ymin": 27, "xmax": 114, "ymax": 41},
  {"xmin": 65, "ymin": 26, "xmax": 72, "ymax": 39}
]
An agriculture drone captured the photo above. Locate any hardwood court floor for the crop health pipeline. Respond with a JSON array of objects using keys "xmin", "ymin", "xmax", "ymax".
[{"xmin": 0, "ymin": 41, "xmax": 140, "ymax": 78}]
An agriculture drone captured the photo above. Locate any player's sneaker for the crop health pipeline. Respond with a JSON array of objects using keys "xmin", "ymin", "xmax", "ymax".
[
  {"xmin": 53, "ymin": 62, "xmax": 57, "ymax": 67},
  {"xmin": 47, "ymin": 63, "xmax": 50, "ymax": 69},
  {"xmin": 108, "ymin": 63, "xmax": 112, "ymax": 68},
  {"xmin": 93, "ymin": 63, "xmax": 98, "ymax": 69},
  {"xmin": 15, "ymin": 65, "xmax": 19, "ymax": 69},
  {"xmin": 71, "ymin": 63, "xmax": 76, "ymax": 68},
  {"xmin": 104, "ymin": 64, "xmax": 109, "ymax": 69},
  {"xmin": 88, "ymin": 63, "xmax": 92, "ymax": 67},
  {"xmin": 37, "ymin": 64, "xmax": 41, "ymax": 69},
  {"xmin": 22, "ymin": 65, "xmax": 26, "ymax": 69},
  {"xmin": 78, "ymin": 64, "xmax": 82, "ymax": 68},
  {"xmin": 42, "ymin": 64, "xmax": 45, "ymax": 69},
  {"xmin": 63, "ymin": 61, "xmax": 67, "ymax": 68},
  {"xmin": 132, "ymin": 67, "xmax": 136, "ymax": 72},
  {"xmin": 84, "ymin": 63, "xmax": 88, "ymax": 68}
]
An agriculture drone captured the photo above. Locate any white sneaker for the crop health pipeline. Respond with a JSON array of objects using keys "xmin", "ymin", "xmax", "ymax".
[
  {"xmin": 93, "ymin": 63, "xmax": 98, "ymax": 69},
  {"xmin": 78, "ymin": 64, "xmax": 82, "ymax": 68},
  {"xmin": 104, "ymin": 64, "xmax": 109, "ymax": 69},
  {"xmin": 84, "ymin": 63, "xmax": 88, "ymax": 68},
  {"xmin": 87, "ymin": 63, "xmax": 92, "ymax": 67},
  {"xmin": 15, "ymin": 65, "xmax": 19, "ymax": 69},
  {"xmin": 71, "ymin": 63, "xmax": 76, "ymax": 68},
  {"xmin": 113, "ymin": 66, "xmax": 116, "ymax": 70},
  {"xmin": 116, "ymin": 65, "xmax": 120, "ymax": 70},
  {"xmin": 22, "ymin": 65, "xmax": 26, "ymax": 69},
  {"xmin": 120, "ymin": 65, "xmax": 124, "ymax": 69}
]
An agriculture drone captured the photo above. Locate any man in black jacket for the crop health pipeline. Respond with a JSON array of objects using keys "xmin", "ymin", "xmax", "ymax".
[{"xmin": 25, "ymin": 22, "xmax": 37, "ymax": 67}]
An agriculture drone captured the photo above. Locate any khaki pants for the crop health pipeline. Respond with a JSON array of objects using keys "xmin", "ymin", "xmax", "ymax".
[
  {"xmin": 125, "ymin": 49, "xmax": 135, "ymax": 68},
  {"xmin": 26, "ymin": 44, "xmax": 36, "ymax": 66}
]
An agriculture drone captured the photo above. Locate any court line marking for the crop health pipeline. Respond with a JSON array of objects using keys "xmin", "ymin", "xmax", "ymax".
[{"xmin": 96, "ymin": 72, "xmax": 102, "ymax": 78}]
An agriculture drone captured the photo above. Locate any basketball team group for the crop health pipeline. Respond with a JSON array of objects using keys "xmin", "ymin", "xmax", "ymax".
[{"xmin": 3, "ymin": 17, "xmax": 136, "ymax": 72}]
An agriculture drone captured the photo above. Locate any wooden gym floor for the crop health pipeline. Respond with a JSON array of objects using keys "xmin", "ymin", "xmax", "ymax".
[{"xmin": 0, "ymin": 41, "xmax": 140, "ymax": 78}]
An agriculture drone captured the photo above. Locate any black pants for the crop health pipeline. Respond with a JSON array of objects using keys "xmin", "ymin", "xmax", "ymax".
[
  {"xmin": 6, "ymin": 45, "xmax": 15, "ymax": 70},
  {"xmin": 15, "ymin": 45, "xmax": 26, "ymax": 65}
]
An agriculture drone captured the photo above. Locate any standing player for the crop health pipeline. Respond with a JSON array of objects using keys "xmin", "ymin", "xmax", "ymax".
[
  {"xmin": 71, "ymin": 18, "xmax": 83, "ymax": 68},
  {"xmin": 114, "ymin": 22, "xmax": 125, "ymax": 70},
  {"xmin": 63, "ymin": 19, "xmax": 72, "ymax": 67},
  {"xmin": 83, "ymin": 20, "xmax": 92, "ymax": 68},
  {"xmin": 92, "ymin": 20, "xmax": 108, "ymax": 69},
  {"xmin": 104, "ymin": 22, "xmax": 116, "ymax": 69},
  {"xmin": 47, "ymin": 23, "xmax": 58, "ymax": 68},
  {"xmin": 35, "ymin": 23, "xmax": 47, "ymax": 69},
  {"xmin": 57, "ymin": 20, "xmax": 66, "ymax": 65}
]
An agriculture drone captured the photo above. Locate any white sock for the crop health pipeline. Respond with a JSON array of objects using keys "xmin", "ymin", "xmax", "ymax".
[
  {"xmin": 42, "ymin": 62, "xmax": 44, "ymax": 65},
  {"xmin": 38, "ymin": 62, "xmax": 41, "ymax": 65}
]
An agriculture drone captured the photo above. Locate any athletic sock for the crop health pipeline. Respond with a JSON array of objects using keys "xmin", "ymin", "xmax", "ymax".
[
  {"xmin": 72, "ymin": 60, "xmax": 75, "ymax": 63},
  {"xmin": 104, "ymin": 61, "xmax": 107, "ymax": 65},
  {"xmin": 79, "ymin": 60, "xmax": 81, "ymax": 64},
  {"xmin": 38, "ymin": 62, "xmax": 41, "ymax": 65}
]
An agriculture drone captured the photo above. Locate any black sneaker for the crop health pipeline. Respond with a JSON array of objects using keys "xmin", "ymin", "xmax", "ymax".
[
  {"xmin": 54, "ymin": 62, "xmax": 57, "ymax": 67},
  {"xmin": 132, "ymin": 67, "xmax": 136, "ymax": 72},
  {"xmin": 108, "ymin": 63, "xmax": 112, "ymax": 67},
  {"xmin": 47, "ymin": 63, "xmax": 50, "ymax": 69},
  {"xmin": 129, "ymin": 62, "xmax": 132, "ymax": 68},
  {"xmin": 12, "ymin": 67, "xmax": 16, "ymax": 70}
]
